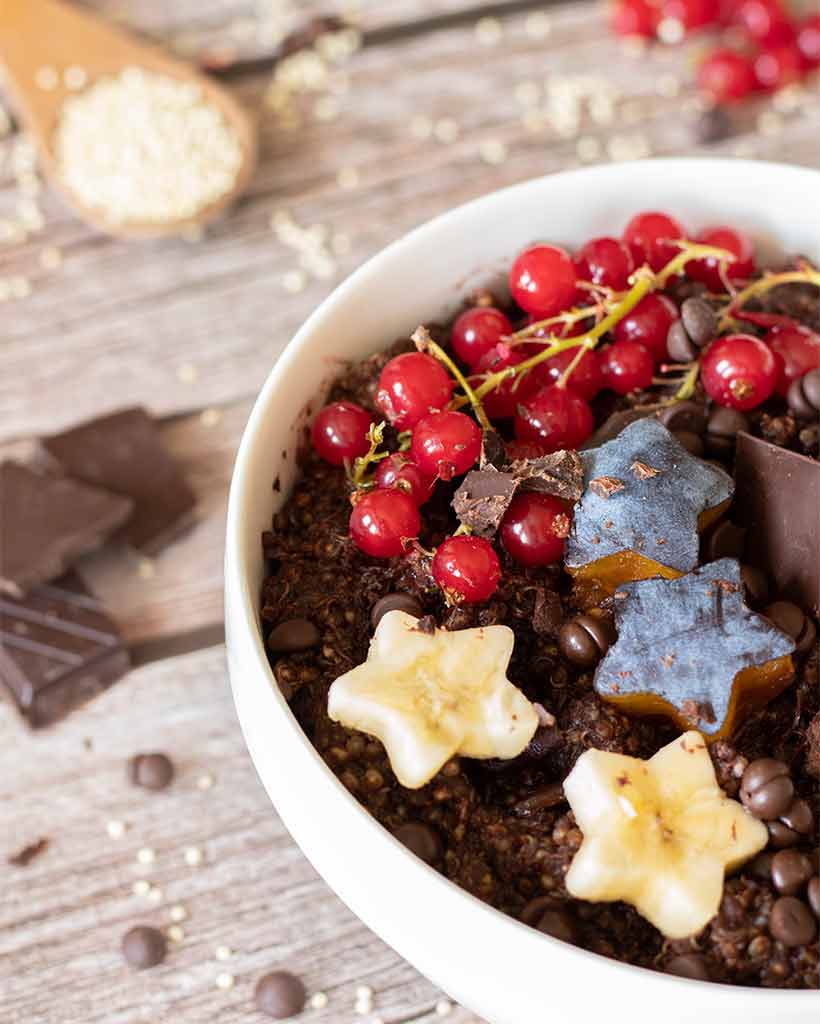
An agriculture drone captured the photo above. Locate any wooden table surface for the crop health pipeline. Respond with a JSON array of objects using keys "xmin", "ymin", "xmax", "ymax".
[{"xmin": 1, "ymin": 2, "xmax": 818, "ymax": 1021}]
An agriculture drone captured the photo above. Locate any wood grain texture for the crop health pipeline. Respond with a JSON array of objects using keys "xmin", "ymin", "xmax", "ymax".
[{"xmin": 0, "ymin": 645, "xmax": 482, "ymax": 1024}]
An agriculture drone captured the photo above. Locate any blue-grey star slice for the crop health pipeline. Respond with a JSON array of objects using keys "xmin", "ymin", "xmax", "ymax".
[
  {"xmin": 594, "ymin": 558, "xmax": 795, "ymax": 736},
  {"xmin": 566, "ymin": 418, "xmax": 733, "ymax": 573}
]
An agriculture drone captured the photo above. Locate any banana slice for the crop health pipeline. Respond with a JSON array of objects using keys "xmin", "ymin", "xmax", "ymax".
[
  {"xmin": 328, "ymin": 610, "xmax": 539, "ymax": 789},
  {"xmin": 563, "ymin": 731, "xmax": 768, "ymax": 939}
]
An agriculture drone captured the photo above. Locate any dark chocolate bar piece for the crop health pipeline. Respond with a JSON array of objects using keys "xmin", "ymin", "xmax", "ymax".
[
  {"xmin": 43, "ymin": 407, "xmax": 197, "ymax": 554},
  {"xmin": 0, "ymin": 572, "xmax": 130, "ymax": 727},
  {"xmin": 0, "ymin": 462, "xmax": 133, "ymax": 598}
]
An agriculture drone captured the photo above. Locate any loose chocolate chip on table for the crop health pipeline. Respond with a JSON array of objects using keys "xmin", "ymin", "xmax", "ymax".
[
  {"xmin": 267, "ymin": 618, "xmax": 320, "ymax": 654},
  {"xmin": 254, "ymin": 970, "xmax": 306, "ymax": 1019},
  {"xmin": 7, "ymin": 837, "xmax": 50, "ymax": 867},
  {"xmin": 122, "ymin": 925, "xmax": 167, "ymax": 969},
  {"xmin": 558, "ymin": 613, "xmax": 616, "ymax": 669},
  {"xmin": 764, "ymin": 600, "xmax": 817, "ymax": 658},
  {"xmin": 694, "ymin": 105, "xmax": 732, "ymax": 144},
  {"xmin": 664, "ymin": 953, "xmax": 712, "ymax": 982},
  {"xmin": 808, "ymin": 877, "xmax": 820, "ymax": 918},
  {"xmin": 520, "ymin": 897, "xmax": 577, "ymax": 944},
  {"xmin": 768, "ymin": 820, "xmax": 800, "ymax": 849},
  {"xmin": 128, "ymin": 752, "xmax": 174, "ymax": 791},
  {"xmin": 740, "ymin": 759, "xmax": 793, "ymax": 820},
  {"xmin": 666, "ymin": 321, "xmax": 698, "ymax": 363},
  {"xmin": 371, "ymin": 592, "xmax": 423, "ymax": 630},
  {"xmin": 769, "ymin": 896, "xmax": 818, "ymax": 947},
  {"xmin": 740, "ymin": 564, "xmax": 769, "ymax": 606},
  {"xmin": 771, "ymin": 850, "xmax": 815, "ymax": 896},
  {"xmin": 392, "ymin": 822, "xmax": 442, "ymax": 865},
  {"xmin": 673, "ymin": 430, "xmax": 704, "ymax": 457},
  {"xmin": 780, "ymin": 797, "xmax": 815, "ymax": 836},
  {"xmin": 680, "ymin": 297, "xmax": 717, "ymax": 348},
  {"xmin": 656, "ymin": 400, "xmax": 707, "ymax": 435}
]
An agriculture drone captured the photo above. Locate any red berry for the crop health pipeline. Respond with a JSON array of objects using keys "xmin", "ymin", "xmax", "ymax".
[
  {"xmin": 410, "ymin": 410, "xmax": 482, "ymax": 481},
  {"xmin": 535, "ymin": 346, "xmax": 604, "ymax": 401},
  {"xmin": 688, "ymin": 226, "xmax": 755, "ymax": 293},
  {"xmin": 470, "ymin": 344, "xmax": 539, "ymax": 420},
  {"xmin": 600, "ymin": 340, "xmax": 654, "ymax": 394},
  {"xmin": 623, "ymin": 211, "xmax": 687, "ymax": 272},
  {"xmin": 731, "ymin": 0, "xmax": 791, "ymax": 42},
  {"xmin": 701, "ymin": 333, "xmax": 778, "ymax": 410},
  {"xmin": 432, "ymin": 536, "xmax": 501, "ymax": 603},
  {"xmin": 374, "ymin": 453, "xmax": 435, "ymax": 506},
  {"xmin": 510, "ymin": 244, "xmax": 578, "ymax": 319},
  {"xmin": 766, "ymin": 324, "xmax": 820, "ymax": 396},
  {"xmin": 611, "ymin": 0, "xmax": 659, "ymax": 36},
  {"xmin": 575, "ymin": 236, "xmax": 635, "ymax": 291},
  {"xmin": 514, "ymin": 386, "xmax": 594, "ymax": 453},
  {"xmin": 451, "ymin": 307, "xmax": 513, "ymax": 368},
  {"xmin": 349, "ymin": 489, "xmax": 420, "ymax": 558},
  {"xmin": 797, "ymin": 15, "xmax": 820, "ymax": 65},
  {"xmin": 697, "ymin": 48, "xmax": 757, "ymax": 103},
  {"xmin": 500, "ymin": 492, "xmax": 571, "ymax": 568},
  {"xmin": 753, "ymin": 43, "xmax": 804, "ymax": 91},
  {"xmin": 661, "ymin": 0, "xmax": 721, "ymax": 34},
  {"xmin": 312, "ymin": 401, "xmax": 373, "ymax": 466},
  {"xmin": 613, "ymin": 293, "xmax": 678, "ymax": 363},
  {"xmin": 375, "ymin": 352, "xmax": 453, "ymax": 430}
]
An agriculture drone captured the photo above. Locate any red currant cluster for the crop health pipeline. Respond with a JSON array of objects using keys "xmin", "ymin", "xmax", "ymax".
[
  {"xmin": 311, "ymin": 209, "xmax": 820, "ymax": 605},
  {"xmin": 611, "ymin": 0, "xmax": 820, "ymax": 104}
]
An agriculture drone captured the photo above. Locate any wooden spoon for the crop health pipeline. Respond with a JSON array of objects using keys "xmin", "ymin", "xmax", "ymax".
[{"xmin": 0, "ymin": 0, "xmax": 258, "ymax": 239}]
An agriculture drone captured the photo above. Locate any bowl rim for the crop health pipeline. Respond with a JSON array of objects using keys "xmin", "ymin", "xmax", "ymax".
[{"xmin": 225, "ymin": 157, "xmax": 820, "ymax": 1003}]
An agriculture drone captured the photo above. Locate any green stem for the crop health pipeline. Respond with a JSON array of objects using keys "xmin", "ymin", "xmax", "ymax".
[
  {"xmin": 673, "ymin": 361, "xmax": 700, "ymax": 401},
  {"xmin": 719, "ymin": 267, "xmax": 820, "ymax": 331},
  {"xmin": 351, "ymin": 422, "xmax": 389, "ymax": 486},
  {"xmin": 413, "ymin": 326, "xmax": 492, "ymax": 431}
]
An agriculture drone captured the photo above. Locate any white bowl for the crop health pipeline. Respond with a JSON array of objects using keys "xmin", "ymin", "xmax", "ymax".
[{"xmin": 225, "ymin": 159, "xmax": 820, "ymax": 1024}]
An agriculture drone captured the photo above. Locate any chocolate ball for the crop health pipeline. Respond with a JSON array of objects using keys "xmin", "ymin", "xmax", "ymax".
[
  {"xmin": 664, "ymin": 953, "xmax": 712, "ymax": 982},
  {"xmin": 558, "ymin": 613, "xmax": 616, "ymax": 669},
  {"xmin": 802, "ymin": 368, "xmax": 820, "ymax": 409},
  {"xmin": 267, "ymin": 618, "xmax": 320, "ymax": 653},
  {"xmin": 771, "ymin": 850, "xmax": 815, "ymax": 896},
  {"xmin": 680, "ymin": 297, "xmax": 717, "ymax": 348},
  {"xmin": 673, "ymin": 430, "xmax": 705, "ymax": 457},
  {"xmin": 254, "ymin": 971, "xmax": 306, "ymax": 1019},
  {"xmin": 128, "ymin": 752, "xmax": 174, "ymax": 791},
  {"xmin": 768, "ymin": 820, "xmax": 800, "ymax": 849},
  {"xmin": 371, "ymin": 592, "xmax": 423, "ymax": 630},
  {"xmin": 740, "ymin": 564, "xmax": 769, "ymax": 606},
  {"xmin": 657, "ymin": 400, "xmax": 707, "ymax": 435},
  {"xmin": 521, "ymin": 897, "xmax": 577, "ymax": 944},
  {"xmin": 700, "ymin": 519, "xmax": 746, "ymax": 561},
  {"xmin": 764, "ymin": 601, "xmax": 817, "ymax": 657},
  {"xmin": 769, "ymin": 896, "xmax": 817, "ymax": 947},
  {"xmin": 807, "ymin": 877, "xmax": 820, "ymax": 918},
  {"xmin": 706, "ymin": 407, "xmax": 749, "ymax": 456},
  {"xmin": 666, "ymin": 321, "xmax": 697, "ymax": 363},
  {"xmin": 392, "ymin": 822, "xmax": 442, "ymax": 865},
  {"xmin": 740, "ymin": 759, "xmax": 793, "ymax": 820},
  {"xmin": 787, "ymin": 375, "xmax": 818, "ymax": 420},
  {"xmin": 122, "ymin": 925, "xmax": 167, "ymax": 970},
  {"xmin": 780, "ymin": 797, "xmax": 815, "ymax": 836},
  {"xmin": 747, "ymin": 851, "xmax": 775, "ymax": 881}
]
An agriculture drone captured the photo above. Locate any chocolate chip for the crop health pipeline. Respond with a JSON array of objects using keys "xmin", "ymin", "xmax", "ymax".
[
  {"xmin": 681, "ymin": 298, "xmax": 717, "ymax": 348},
  {"xmin": 666, "ymin": 320, "xmax": 698, "ymax": 363},
  {"xmin": 122, "ymin": 925, "xmax": 167, "ymax": 969},
  {"xmin": 267, "ymin": 618, "xmax": 320, "ymax": 653},
  {"xmin": 802, "ymin": 368, "xmax": 820, "ymax": 409},
  {"xmin": 705, "ymin": 407, "xmax": 749, "ymax": 456},
  {"xmin": 740, "ymin": 759, "xmax": 793, "ymax": 820},
  {"xmin": 664, "ymin": 953, "xmax": 712, "ymax": 981},
  {"xmin": 780, "ymin": 797, "xmax": 815, "ymax": 836},
  {"xmin": 393, "ymin": 822, "xmax": 442, "ymax": 865},
  {"xmin": 657, "ymin": 400, "xmax": 707, "ymax": 435},
  {"xmin": 747, "ymin": 851, "xmax": 775, "ymax": 881},
  {"xmin": 128, "ymin": 752, "xmax": 174, "ymax": 791},
  {"xmin": 764, "ymin": 600, "xmax": 816, "ymax": 657},
  {"xmin": 371, "ymin": 593, "xmax": 423, "ymax": 630},
  {"xmin": 769, "ymin": 896, "xmax": 817, "ymax": 947},
  {"xmin": 673, "ymin": 430, "xmax": 704, "ymax": 457},
  {"xmin": 740, "ymin": 564, "xmax": 769, "ymax": 606},
  {"xmin": 700, "ymin": 519, "xmax": 746, "ymax": 561},
  {"xmin": 808, "ymin": 877, "xmax": 820, "ymax": 918},
  {"xmin": 771, "ymin": 850, "xmax": 815, "ymax": 896},
  {"xmin": 254, "ymin": 971, "xmax": 306, "ymax": 1019},
  {"xmin": 513, "ymin": 781, "xmax": 565, "ymax": 816},
  {"xmin": 787, "ymin": 375, "xmax": 818, "ymax": 420},
  {"xmin": 768, "ymin": 820, "xmax": 800, "ymax": 849},
  {"xmin": 695, "ymin": 106, "xmax": 733, "ymax": 144},
  {"xmin": 520, "ymin": 897, "xmax": 576, "ymax": 943},
  {"xmin": 558, "ymin": 613, "xmax": 616, "ymax": 669}
]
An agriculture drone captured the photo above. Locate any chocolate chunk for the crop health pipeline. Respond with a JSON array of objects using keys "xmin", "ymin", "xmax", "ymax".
[
  {"xmin": 771, "ymin": 850, "xmax": 814, "ymax": 896},
  {"xmin": 558, "ymin": 613, "xmax": 616, "ymax": 669},
  {"xmin": 7, "ymin": 837, "xmax": 49, "ymax": 867},
  {"xmin": 740, "ymin": 759, "xmax": 793, "ymax": 820},
  {"xmin": 769, "ymin": 897, "xmax": 817, "ymax": 947},
  {"xmin": 681, "ymin": 297, "xmax": 717, "ymax": 348},
  {"xmin": 673, "ymin": 430, "xmax": 704, "ymax": 456},
  {"xmin": 666, "ymin": 320, "xmax": 698, "ymax": 363},
  {"xmin": 734, "ymin": 433, "xmax": 820, "ymax": 615},
  {"xmin": 701, "ymin": 519, "xmax": 746, "ymax": 561},
  {"xmin": 664, "ymin": 953, "xmax": 712, "ymax": 982},
  {"xmin": 656, "ymin": 400, "xmax": 707, "ymax": 435},
  {"xmin": 267, "ymin": 618, "xmax": 320, "ymax": 653},
  {"xmin": 740, "ymin": 564, "xmax": 769, "ymax": 606},
  {"xmin": 808, "ymin": 877, "xmax": 820, "ymax": 918},
  {"xmin": 128, "ymin": 752, "xmax": 174, "ymax": 791},
  {"xmin": 509, "ymin": 449, "xmax": 585, "ymax": 502},
  {"xmin": 695, "ymin": 105, "xmax": 733, "ymax": 144},
  {"xmin": 254, "ymin": 971, "xmax": 306, "ymax": 1019},
  {"xmin": 452, "ymin": 469, "xmax": 518, "ymax": 537},
  {"xmin": 480, "ymin": 428, "xmax": 508, "ymax": 470},
  {"xmin": 705, "ymin": 407, "xmax": 749, "ymax": 457},
  {"xmin": 520, "ymin": 897, "xmax": 576, "ymax": 943},
  {"xmin": 0, "ymin": 462, "xmax": 132, "ymax": 598},
  {"xmin": 763, "ymin": 601, "xmax": 817, "ymax": 658},
  {"xmin": 371, "ymin": 593, "xmax": 423, "ymax": 630},
  {"xmin": 44, "ymin": 408, "xmax": 197, "ymax": 554},
  {"xmin": 0, "ymin": 573, "xmax": 130, "ymax": 728},
  {"xmin": 392, "ymin": 822, "xmax": 442, "ymax": 865},
  {"xmin": 122, "ymin": 926, "xmax": 167, "ymax": 969},
  {"xmin": 532, "ymin": 587, "xmax": 563, "ymax": 637}
]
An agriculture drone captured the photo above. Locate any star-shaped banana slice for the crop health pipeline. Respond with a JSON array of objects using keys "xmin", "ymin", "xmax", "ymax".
[
  {"xmin": 564, "ymin": 732, "xmax": 767, "ymax": 939},
  {"xmin": 327, "ymin": 610, "xmax": 539, "ymax": 789}
]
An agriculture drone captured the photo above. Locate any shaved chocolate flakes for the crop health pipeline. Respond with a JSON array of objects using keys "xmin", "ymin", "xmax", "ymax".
[
  {"xmin": 631, "ymin": 460, "xmax": 660, "ymax": 480},
  {"xmin": 590, "ymin": 476, "xmax": 625, "ymax": 498}
]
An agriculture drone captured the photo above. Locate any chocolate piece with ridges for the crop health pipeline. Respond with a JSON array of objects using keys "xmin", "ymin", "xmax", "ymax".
[
  {"xmin": 43, "ymin": 407, "xmax": 197, "ymax": 554},
  {"xmin": 0, "ymin": 462, "xmax": 133, "ymax": 598},
  {"xmin": 452, "ymin": 468, "xmax": 518, "ymax": 537},
  {"xmin": 510, "ymin": 449, "xmax": 585, "ymax": 501},
  {"xmin": 0, "ymin": 572, "xmax": 130, "ymax": 728},
  {"xmin": 769, "ymin": 897, "xmax": 817, "ymax": 947}
]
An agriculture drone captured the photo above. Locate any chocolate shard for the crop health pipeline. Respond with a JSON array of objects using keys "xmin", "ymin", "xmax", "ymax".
[
  {"xmin": 510, "ymin": 449, "xmax": 584, "ymax": 502},
  {"xmin": 479, "ymin": 429, "xmax": 508, "ymax": 470},
  {"xmin": 0, "ymin": 572, "xmax": 130, "ymax": 728},
  {"xmin": 594, "ymin": 558, "xmax": 795, "ymax": 737},
  {"xmin": 452, "ymin": 468, "xmax": 518, "ymax": 537},
  {"xmin": 43, "ymin": 407, "xmax": 197, "ymax": 554},
  {"xmin": 733, "ymin": 432, "xmax": 820, "ymax": 616},
  {"xmin": 0, "ymin": 462, "xmax": 133, "ymax": 598}
]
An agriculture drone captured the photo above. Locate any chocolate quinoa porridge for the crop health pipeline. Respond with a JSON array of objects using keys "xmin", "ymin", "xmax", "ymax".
[{"xmin": 260, "ymin": 214, "xmax": 820, "ymax": 989}]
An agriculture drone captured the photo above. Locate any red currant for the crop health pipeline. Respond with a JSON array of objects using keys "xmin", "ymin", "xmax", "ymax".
[
  {"xmin": 700, "ymin": 333, "xmax": 778, "ymax": 410},
  {"xmin": 374, "ymin": 453, "xmax": 435, "ymax": 506},
  {"xmin": 661, "ymin": 0, "xmax": 721, "ymax": 34},
  {"xmin": 600, "ymin": 340, "xmax": 654, "ymax": 394},
  {"xmin": 697, "ymin": 48, "xmax": 757, "ymax": 103},
  {"xmin": 451, "ymin": 306, "xmax": 513, "ymax": 368},
  {"xmin": 766, "ymin": 324, "xmax": 820, "ymax": 396},
  {"xmin": 410, "ymin": 410, "xmax": 482, "ymax": 481},
  {"xmin": 514, "ymin": 386, "xmax": 594, "ymax": 452},
  {"xmin": 470, "ymin": 344, "xmax": 539, "ymax": 420},
  {"xmin": 797, "ymin": 15, "xmax": 820, "ymax": 65},
  {"xmin": 613, "ymin": 293, "xmax": 678, "ymax": 363},
  {"xmin": 731, "ymin": 0, "xmax": 791, "ymax": 42},
  {"xmin": 535, "ymin": 346, "xmax": 604, "ymax": 401},
  {"xmin": 575, "ymin": 236, "xmax": 635, "ymax": 290},
  {"xmin": 623, "ymin": 211, "xmax": 687, "ymax": 272},
  {"xmin": 312, "ymin": 401, "xmax": 373, "ymax": 466},
  {"xmin": 349, "ymin": 489, "xmax": 420, "ymax": 558},
  {"xmin": 510, "ymin": 244, "xmax": 578, "ymax": 319},
  {"xmin": 375, "ymin": 352, "xmax": 454, "ymax": 431},
  {"xmin": 688, "ymin": 225, "xmax": 755, "ymax": 292},
  {"xmin": 753, "ymin": 43, "xmax": 804, "ymax": 91},
  {"xmin": 611, "ymin": 0, "xmax": 659, "ymax": 36},
  {"xmin": 500, "ymin": 492, "xmax": 571, "ymax": 568},
  {"xmin": 432, "ymin": 536, "xmax": 501, "ymax": 603}
]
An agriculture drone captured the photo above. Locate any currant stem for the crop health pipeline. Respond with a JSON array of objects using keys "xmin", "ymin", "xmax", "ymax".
[
  {"xmin": 655, "ymin": 241, "xmax": 737, "ymax": 289},
  {"xmin": 351, "ymin": 421, "xmax": 389, "ymax": 486},
  {"xmin": 506, "ymin": 303, "xmax": 605, "ymax": 343},
  {"xmin": 413, "ymin": 326, "xmax": 492, "ymax": 431},
  {"xmin": 719, "ymin": 266, "xmax": 820, "ymax": 331},
  {"xmin": 556, "ymin": 336, "xmax": 595, "ymax": 390},
  {"xmin": 673, "ymin": 361, "xmax": 701, "ymax": 401}
]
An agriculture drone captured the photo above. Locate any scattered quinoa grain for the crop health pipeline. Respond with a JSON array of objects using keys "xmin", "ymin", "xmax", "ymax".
[
  {"xmin": 215, "ymin": 971, "xmax": 235, "ymax": 990},
  {"xmin": 169, "ymin": 905, "xmax": 188, "ymax": 923},
  {"xmin": 215, "ymin": 945, "xmax": 233, "ymax": 961},
  {"xmin": 309, "ymin": 991, "xmax": 328, "ymax": 1009},
  {"xmin": 167, "ymin": 924, "xmax": 185, "ymax": 943},
  {"xmin": 176, "ymin": 363, "xmax": 198, "ymax": 384},
  {"xmin": 106, "ymin": 820, "xmax": 126, "ymax": 839},
  {"xmin": 184, "ymin": 846, "xmax": 204, "ymax": 867},
  {"xmin": 136, "ymin": 847, "xmax": 156, "ymax": 866},
  {"xmin": 435, "ymin": 998, "xmax": 453, "ymax": 1016},
  {"xmin": 475, "ymin": 17, "xmax": 503, "ymax": 46}
]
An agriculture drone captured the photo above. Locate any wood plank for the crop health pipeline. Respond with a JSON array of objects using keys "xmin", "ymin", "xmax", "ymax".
[{"xmin": 0, "ymin": 644, "xmax": 482, "ymax": 1024}]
